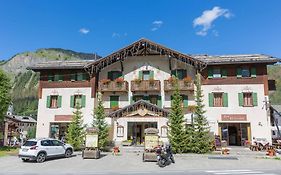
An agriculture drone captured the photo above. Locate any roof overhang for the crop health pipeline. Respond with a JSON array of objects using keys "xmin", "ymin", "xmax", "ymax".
[
  {"xmin": 108, "ymin": 100, "xmax": 169, "ymax": 118},
  {"xmin": 84, "ymin": 38, "xmax": 207, "ymax": 75}
]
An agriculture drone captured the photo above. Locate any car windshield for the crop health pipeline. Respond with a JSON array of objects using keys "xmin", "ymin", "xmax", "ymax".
[{"xmin": 23, "ymin": 141, "xmax": 37, "ymax": 146}]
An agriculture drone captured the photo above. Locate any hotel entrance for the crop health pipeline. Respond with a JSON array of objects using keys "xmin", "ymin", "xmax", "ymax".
[
  {"xmin": 127, "ymin": 122, "xmax": 157, "ymax": 145},
  {"xmin": 219, "ymin": 123, "xmax": 251, "ymax": 146}
]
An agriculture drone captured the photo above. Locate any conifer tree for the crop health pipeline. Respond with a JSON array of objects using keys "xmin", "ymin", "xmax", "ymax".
[
  {"xmin": 93, "ymin": 93, "xmax": 109, "ymax": 150},
  {"xmin": 66, "ymin": 105, "xmax": 85, "ymax": 150},
  {"xmin": 192, "ymin": 73, "xmax": 212, "ymax": 153},
  {"xmin": 0, "ymin": 69, "xmax": 11, "ymax": 123},
  {"xmin": 168, "ymin": 81, "xmax": 188, "ymax": 153}
]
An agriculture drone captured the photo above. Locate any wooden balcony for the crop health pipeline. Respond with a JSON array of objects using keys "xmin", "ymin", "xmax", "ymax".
[
  {"xmin": 131, "ymin": 80, "xmax": 161, "ymax": 92},
  {"xmin": 164, "ymin": 80, "xmax": 194, "ymax": 91},
  {"xmin": 98, "ymin": 81, "xmax": 128, "ymax": 92}
]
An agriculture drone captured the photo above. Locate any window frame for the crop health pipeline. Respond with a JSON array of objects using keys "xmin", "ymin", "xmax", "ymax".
[
  {"xmin": 213, "ymin": 92, "xmax": 223, "ymax": 107},
  {"xmin": 50, "ymin": 95, "xmax": 59, "ymax": 108},
  {"xmin": 243, "ymin": 92, "xmax": 253, "ymax": 107},
  {"xmin": 241, "ymin": 67, "xmax": 251, "ymax": 78},
  {"xmin": 74, "ymin": 95, "xmax": 82, "ymax": 108},
  {"xmin": 212, "ymin": 68, "xmax": 222, "ymax": 78}
]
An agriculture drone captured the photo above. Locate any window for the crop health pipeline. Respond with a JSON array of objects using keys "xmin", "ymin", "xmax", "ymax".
[
  {"xmin": 161, "ymin": 126, "xmax": 168, "ymax": 137},
  {"xmin": 209, "ymin": 93, "xmax": 228, "ymax": 107},
  {"xmin": 108, "ymin": 71, "xmax": 122, "ymax": 81},
  {"xmin": 142, "ymin": 71, "xmax": 150, "ymax": 80},
  {"xmin": 70, "ymin": 95, "xmax": 86, "ymax": 108},
  {"xmin": 213, "ymin": 93, "xmax": 223, "ymax": 107},
  {"xmin": 149, "ymin": 95, "xmax": 158, "ymax": 105},
  {"xmin": 41, "ymin": 140, "xmax": 51, "ymax": 146},
  {"xmin": 51, "ymin": 140, "xmax": 63, "ymax": 146},
  {"xmin": 208, "ymin": 68, "xmax": 227, "ymax": 79},
  {"xmin": 54, "ymin": 74, "xmax": 63, "ymax": 81},
  {"xmin": 171, "ymin": 69, "xmax": 187, "ymax": 80},
  {"xmin": 133, "ymin": 95, "xmax": 145, "ymax": 103},
  {"xmin": 243, "ymin": 93, "xmax": 253, "ymax": 106},
  {"xmin": 71, "ymin": 73, "xmax": 88, "ymax": 81},
  {"xmin": 242, "ymin": 68, "xmax": 250, "ymax": 77},
  {"xmin": 48, "ymin": 75, "xmax": 54, "ymax": 82},
  {"xmin": 237, "ymin": 67, "xmax": 256, "ymax": 78},
  {"xmin": 213, "ymin": 68, "xmax": 221, "ymax": 78},
  {"xmin": 23, "ymin": 141, "xmax": 37, "ymax": 146},
  {"xmin": 47, "ymin": 95, "xmax": 62, "ymax": 108},
  {"xmin": 138, "ymin": 70, "xmax": 154, "ymax": 80},
  {"xmin": 238, "ymin": 92, "xmax": 258, "ymax": 107},
  {"xmin": 117, "ymin": 126, "xmax": 124, "ymax": 137}
]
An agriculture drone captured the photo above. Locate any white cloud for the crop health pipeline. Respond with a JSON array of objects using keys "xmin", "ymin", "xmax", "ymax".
[
  {"xmin": 193, "ymin": 6, "xmax": 232, "ymax": 36},
  {"xmin": 79, "ymin": 28, "xmax": 90, "ymax": 34},
  {"xmin": 112, "ymin": 32, "xmax": 121, "ymax": 38},
  {"xmin": 151, "ymin": 20, "xmax": 163, "ymax": 31}
]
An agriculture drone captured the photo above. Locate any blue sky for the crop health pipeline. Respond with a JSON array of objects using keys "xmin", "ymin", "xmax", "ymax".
[{"xmin": 1, "ymin": 0, "xmax": 281, "ymax": 60}]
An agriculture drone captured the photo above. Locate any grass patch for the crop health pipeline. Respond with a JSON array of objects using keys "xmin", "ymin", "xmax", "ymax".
[{"xmin": 0, "ymin": 146, "xmax": 19, "ymax": 157}]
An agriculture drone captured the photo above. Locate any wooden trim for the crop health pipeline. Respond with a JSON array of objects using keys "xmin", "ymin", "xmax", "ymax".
[{"xmin": 54, "ymin": 115, "xmax": 72, "ymax": 122}]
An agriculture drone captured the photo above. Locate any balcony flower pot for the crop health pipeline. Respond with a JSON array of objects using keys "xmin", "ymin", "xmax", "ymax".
[
  {"xmin": 149, "ymin": 78, "xmax": 155, "ymax": 86},
  {"xmin": 101, "ymin": 79, "xmax": 111, "ymax": 84},
  {"xmin": 168, "ymin": 76, "xmax": 177, "ymax": 85},
  {"xmin": 183, "ymin": 76, "xmax": 192, "ymax": 86},
  {"xmin": 134, "ymin": 78, "xmax": 142, "ymax": 85},
  {"xmin": 115, "ymin": 77, "xmax": 124, "ymax": 88}
]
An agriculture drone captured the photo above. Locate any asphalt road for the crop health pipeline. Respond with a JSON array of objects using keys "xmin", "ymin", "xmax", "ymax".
[{"xmin": 0, "ymin": 152, "xmax": 281, "ymax": 175}]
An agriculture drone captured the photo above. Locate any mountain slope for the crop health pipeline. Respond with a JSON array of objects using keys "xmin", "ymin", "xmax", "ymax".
[
  {"xmin": 268, "ymin": 65, "xmax": 281, "ymax": 105},
  {"xmin": 0, "ymin": 48, "xmax": 100, "ymax": 117}
]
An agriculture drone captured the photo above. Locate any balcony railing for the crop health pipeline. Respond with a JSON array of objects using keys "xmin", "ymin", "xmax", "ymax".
[
  {"xmin": 131, "ymin": 80, "xmax": 161, "ymax": 92},
  {"xmin": 164, "ymin": 80, "xmax": 194, "ymax": 91},
  {"xmin": 98, "ymin": 81, "xmax": 128, "ymax": 92}
]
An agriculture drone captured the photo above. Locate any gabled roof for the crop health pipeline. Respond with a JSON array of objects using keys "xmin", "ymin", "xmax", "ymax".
[
  {"xmin": 28, "ymin": 60, "xmax": 94, "ymax": 70},
  {"xmin": 6, "ymin": 115, "xmax": 37, "ymax": 123},
  {"xmin": 193, "ymin": 54, "xmax": 279, "ymax": 65},
  {"xmin": 84, "ymin": 38, "xmax": 207, "ymax": 74},
  {"xmin": 108, "ymin": 100, "xmax": 169, "ymax": 118}
]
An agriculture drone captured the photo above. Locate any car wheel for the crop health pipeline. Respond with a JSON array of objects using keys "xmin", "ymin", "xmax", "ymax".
[
  {"xmin": 21, "ymin": 158, "xmax": 28, "ymax": 162},
  {"xmin": 36, "ymin": 152, "xmax": 46, "ymax": 163},
  {"xmin": 65, "ymin": 149, "xmax": 72, "ymax": 158}
]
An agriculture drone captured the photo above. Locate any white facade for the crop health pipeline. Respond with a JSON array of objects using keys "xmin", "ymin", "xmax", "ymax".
[
  {"xmin": 35, "ymin": 55, "xmax": 273, "ymax": 145},
  {"xmin": 36, "ymin": 87, "xmax": 95, "ymax": 138}
]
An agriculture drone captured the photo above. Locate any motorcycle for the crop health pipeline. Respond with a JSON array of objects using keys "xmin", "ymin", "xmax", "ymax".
[{"xmin": 155, "ymin": 145, "xmax": 175, "ymax": 167}]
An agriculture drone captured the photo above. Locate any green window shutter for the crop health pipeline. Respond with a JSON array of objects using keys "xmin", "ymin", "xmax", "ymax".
[
  {"xmin": 253, "ymin": 92, "xmax": 258, "ymax": 106},
  {"xmin": 70, "ymin": 95, "xmax": 74, "ymax": 108},
  {"xmin": 222, "ymin": 69, "xmax": 227, "ymax": 78},
  {"xmin": 171, "ymin": 70, "xmax": 176, "ymax": 77},
  {"xmin": 149, "ymin": 71, "xmax": 154, "ymax": 79},
  {"xmin": 130, "ymin": 96, "xmax": 133, "ymax": 104},
  {"xmin": 58, "ymin": 96, "xmax": 62, "ymax": 108},
  {"xmin": 144, "ymin": 96, "xmax": 149, "ymax": 102},
  {"xmin": 81, "ymin": 95, "xmax": 86, "ymax": 107},
  {"xmin": 54, "ymin": 75, "xmax": 59, "ymax": 81},
  {"xmin": 208, "ymin": 93, "xmax": 214, "ymax": 107},
  {"xmin": 157, "ymin": 96, "xmax": 162, "ymax": 108},
  {"xmin": 82, "ymin": 73, "xmax": 87, "ymax": 81},
  {"xmin": 138, "ymin": 71, "xmax": 143, "ymax": 80},
  {"xmin": 77, "ymin": 73, "xmax": 83, "ymax": 81},
  {"xmin": 70, "ymin": 74, "xmax": 76, "ymax": 81},
  {"xmin": 182, "ymin": 70, "xmax": 187, "ymax": 79},
  {"xmin": 59, "ymin": 74, "xmax": 63, "ymax": 81},
  {"xmin": 48, "ymin": 75, "xmax": 53, "ymax": 82},
  {"xmin": 238, "ymin": 93, "xmax": 243, "ymax": 106},
  {"xmin": 183, "ymin": 95, "xmax": 188, "ymax": 108},
  {"xmin": 208, "ymin": 68, "xmax": 213, "ymax": 79},
  {"xmin": 251, "ymin": 67, "xmax": 257, "ymax": 78},
  {"xmin": 108, "ymin": 71, "xmax": 113, "ymax": 80},
  {"xmin": 46, "ymin": 96, "xmax": 51, "ymax": 108},
  {"xmin": 110, "ymin": 96, "xmax": 119, "ymax": 108},
  {"xmin": 237, "ymin": 68, "xmax": 242, "ymax": 78},
  {"xmin": 223, "ymin": 93, "xmax": 228, "ymax": 107}
]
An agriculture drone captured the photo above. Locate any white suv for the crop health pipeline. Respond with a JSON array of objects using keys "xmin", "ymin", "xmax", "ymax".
[{"xmin": 18, "ymin": 138, "xmax": 73, "ymax": 163}]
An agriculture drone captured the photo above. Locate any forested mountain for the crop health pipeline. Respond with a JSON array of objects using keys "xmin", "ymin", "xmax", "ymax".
[
  {"xmin": 268, "ymin": 65, "xmax": 281, "ymax": 105},
  {"xmin": 0, "ymin": 49, "xmax": 100, "ymax": 117}
]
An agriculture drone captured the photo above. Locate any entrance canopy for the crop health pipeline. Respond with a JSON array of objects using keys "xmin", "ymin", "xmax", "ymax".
[
  {"xmin": 108, "ymin": 100, "xmax": 169, "ymax": 118},
  {"xmin": 84, "ymin": 38, "xmax": 207, "ymax": 74}
]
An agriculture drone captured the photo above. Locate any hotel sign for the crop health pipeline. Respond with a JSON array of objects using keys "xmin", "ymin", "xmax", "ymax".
[{"xmin": 221, "ymin": 114, "xmax": 247, "ymax": 121}]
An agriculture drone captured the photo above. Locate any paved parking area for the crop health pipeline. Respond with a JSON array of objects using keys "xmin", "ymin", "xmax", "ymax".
[{"xmin": 0, "ymin": 150, "xmax": 281, "ymax": 175}]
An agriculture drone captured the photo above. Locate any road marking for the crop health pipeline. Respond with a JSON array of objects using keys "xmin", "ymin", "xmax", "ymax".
[{"xmin": 205, "ymin": 169, "xmax": 276, "ymax": 175}]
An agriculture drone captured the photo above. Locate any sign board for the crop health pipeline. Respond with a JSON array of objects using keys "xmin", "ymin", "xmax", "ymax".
[
  {"xmin": 221, "ymin": 114, "xmax": 247, "ymax": 121},
  {"xmin": 85, "ymin": 134, "xmax": 98, "ymax": 148},
  {"xmin": 144, "ymin": 135, "xmax": 159, "ymax": 150}
]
